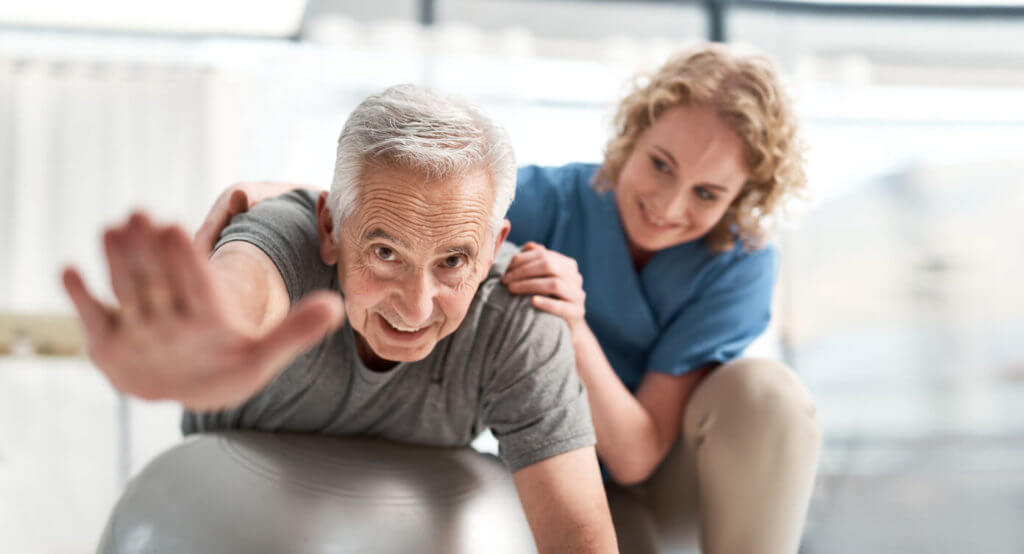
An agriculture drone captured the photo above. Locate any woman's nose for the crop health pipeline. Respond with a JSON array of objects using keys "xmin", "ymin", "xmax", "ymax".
[{"xmin": 654, "ymin": 187, "xmax": 689, "ymax": 222}]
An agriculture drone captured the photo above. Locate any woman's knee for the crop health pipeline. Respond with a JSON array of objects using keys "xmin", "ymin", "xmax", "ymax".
[{"xmin": 683, "ymin": 358, "xmax": 820, "ymax": 448}]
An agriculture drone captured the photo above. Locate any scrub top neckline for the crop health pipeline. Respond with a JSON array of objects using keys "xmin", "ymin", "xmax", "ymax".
[{"xmin": 595, "ymin": 188, "xmax": 659, "ymax": 320}]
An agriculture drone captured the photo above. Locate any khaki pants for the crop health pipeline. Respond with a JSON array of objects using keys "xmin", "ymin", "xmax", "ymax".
[{"xmin": 607, "ymin": 358, "xmax": 821, "ymax": 554}]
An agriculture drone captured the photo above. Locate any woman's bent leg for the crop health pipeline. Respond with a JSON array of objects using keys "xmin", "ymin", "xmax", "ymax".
[
  {"xmin": 641, "ymin": 437, "xmax": 702, "ymax": 553},
  {"xmin": 606, "ymin": 482, "xmax": 662, "ymax": 554},
  {"xmin": 671, "ymin": 358, "xmax": 821, "ymax": 554}
]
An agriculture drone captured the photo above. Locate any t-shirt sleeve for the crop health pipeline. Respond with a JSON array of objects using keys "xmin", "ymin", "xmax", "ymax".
[
  {"xmin": 646, "ymin": 245, "xmax": 778, "ymax": 376},
  {"xmin": 480, "ymin": 297, "xmax": 596, "ymax": 473},
  {"xmin": 212, "ymin": 189, "xmax": 328, "ymax": 304},
  {"xmin": 183, "ymin": 189, "xmax": 331, "ymax": 435},
  {"xmin": 505, "ymin": 165, "xmax": 562, "ymax": 246}
]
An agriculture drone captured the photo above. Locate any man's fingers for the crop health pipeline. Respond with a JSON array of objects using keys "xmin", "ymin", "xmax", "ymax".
[
  {"xmin": 152, "ymin": 226, "xmax": 192, "ymax": 317},
  {"xmin": 127, "ymin": 213, "xmax": 178, "ymax": 319},
  {"xmin": 169, "ymin": 225, "xmax": 220, "ymax": 316},
  {"xmin": 251, "ymin": 291, "xmax": 346, "ymax": 375},
  {"xmin": 104, "ymin": 226, "xmax": 144, "ymax": 319},
  {"xmin": 121, "ymin": 213, "xmax": 157, "ymax": 319},
  {"xmin": 62, "ymin": 267, "xmax": 115, "ymax": 343},
  {"xmin": 161, "ymin": 224, "xmax": 217, "ymax": 317}
]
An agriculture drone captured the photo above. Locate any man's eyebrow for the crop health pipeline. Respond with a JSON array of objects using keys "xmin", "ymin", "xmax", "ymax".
[
  {"xmin": 652, "ymin": 145, "xmax": 679, "ymax": 169},
  {"xmin": 363, "ymin": 227, "xmax": 409, "ymax": 248},
  {"xmin": 442, "ymin": 243, "xmax": 477, "ymax": 257}
]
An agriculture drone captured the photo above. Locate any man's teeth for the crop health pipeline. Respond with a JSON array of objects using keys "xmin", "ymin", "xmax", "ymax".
[{"xmin": 385, "ymin": 318, "xmax": 422, "ymax": 333}]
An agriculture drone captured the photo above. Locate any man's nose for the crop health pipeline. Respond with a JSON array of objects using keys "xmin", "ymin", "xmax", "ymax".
[{"xmin": 395, "ymin": 269, "xmax": 436, "ymax": 327}]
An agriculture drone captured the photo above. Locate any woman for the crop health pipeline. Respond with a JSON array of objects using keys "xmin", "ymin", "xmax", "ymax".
[
  {"xmin": 498, "ymin": 44, "xmax": 819, "ymax": 554},
  {"xmin": 197, "ymin": 43, "xmax": 819, "ymax": 554}
]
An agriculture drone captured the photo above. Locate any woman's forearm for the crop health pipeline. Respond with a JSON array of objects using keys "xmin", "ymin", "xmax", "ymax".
[{"xmin": 571, "ymin": 324, "xmax": 671, "ymax": 485}]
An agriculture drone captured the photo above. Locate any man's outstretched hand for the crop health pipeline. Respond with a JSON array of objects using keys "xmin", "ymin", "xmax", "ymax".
[{"xmin": 62, "ymin": 212, "xmax": 345, "ymax": 411}]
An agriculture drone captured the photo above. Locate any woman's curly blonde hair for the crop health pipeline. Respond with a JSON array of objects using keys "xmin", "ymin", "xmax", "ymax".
[{"xmin": 594, "ymin": 42, "xmax": 807, "ymax": 252}]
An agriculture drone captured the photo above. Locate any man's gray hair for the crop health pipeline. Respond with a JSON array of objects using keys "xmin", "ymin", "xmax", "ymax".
[{"xmin": 328, "ymin": 84, "xmax": 516, "ymax": 237}]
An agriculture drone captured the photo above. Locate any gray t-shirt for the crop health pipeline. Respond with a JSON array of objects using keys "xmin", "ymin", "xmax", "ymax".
[{"xmin": 182, "ymin": 190, "xmax": 595, "ymax": 472}]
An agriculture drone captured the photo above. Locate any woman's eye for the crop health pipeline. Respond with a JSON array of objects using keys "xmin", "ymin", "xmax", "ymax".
[
  {"xmin": 650, "ymin": 155, "xmax": 672, "ymax": 175},
  {"xmin": 695, "ymin": 187, "xmax": 718, "ymax": 202},
  {"xmin": 442, "ymin": 255, "xmax": 466, "ymax": 269},
  {"xmin": 374, "ymin": 246, "xmax": 396, "ymax": 261}
]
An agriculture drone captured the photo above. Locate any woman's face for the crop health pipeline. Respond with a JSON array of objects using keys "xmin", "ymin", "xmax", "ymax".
[{"xmin": 614, "ymin": 105, "xmax": 749, "ymax": 261}]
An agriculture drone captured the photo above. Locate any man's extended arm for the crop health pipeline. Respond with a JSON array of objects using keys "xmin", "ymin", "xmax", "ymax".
[
  {"xmin": 513, "ymin": 446, "xmax": 618, "ymax": 554},
  {"xmin": 63, "ymin": 212, "xmax": 344, "ymax": 410}
]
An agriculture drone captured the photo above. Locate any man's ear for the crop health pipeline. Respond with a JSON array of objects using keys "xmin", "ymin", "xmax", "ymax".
[
  {"xmin": 492, "ymin": 219, "xmax": 511, "ymax": 258},
  {"xmin": 316, "ymin": 191, "xmax": 339, "ymax": 265}
]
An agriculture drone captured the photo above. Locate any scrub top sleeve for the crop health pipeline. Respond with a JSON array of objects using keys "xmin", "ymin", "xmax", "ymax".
[
  {"xmin": 646, "ymin": 245, "xmax": 779, "ymax": 376},
  {"xmin": 505, "ymin": 165, "xmax": 561, "ymax": 246}
]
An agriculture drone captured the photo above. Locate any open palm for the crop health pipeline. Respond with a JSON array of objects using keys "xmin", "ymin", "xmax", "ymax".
[{"xmin": 62, "ymin": 212, "xmax": 345, "ymax": 411}]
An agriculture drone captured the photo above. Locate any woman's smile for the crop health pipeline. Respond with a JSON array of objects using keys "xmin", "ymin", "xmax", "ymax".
[{"xmin": 637, "ymin": 197, "xmax": 684, "ymax": 230}]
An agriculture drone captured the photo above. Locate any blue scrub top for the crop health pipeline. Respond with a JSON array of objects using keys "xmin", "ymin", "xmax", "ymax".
[{"xmin": 505, "ymin": 163, "xmax": 777, "ymax": 393}]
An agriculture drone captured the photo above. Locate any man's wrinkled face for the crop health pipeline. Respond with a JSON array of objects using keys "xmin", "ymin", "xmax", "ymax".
[{"xmin": 317, "ymin": 165, "xmax": 506, "ymax": 370}]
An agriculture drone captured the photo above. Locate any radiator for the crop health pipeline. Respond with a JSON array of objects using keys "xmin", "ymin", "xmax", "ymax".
[{"xmin": 0, "ymin": 52, "xmax": 240, "ymax": 317}]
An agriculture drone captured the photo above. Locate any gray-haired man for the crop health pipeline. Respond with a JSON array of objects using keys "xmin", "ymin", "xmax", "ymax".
[{"xmin": 64, "ymin": 85, "xmax": 617, "ymax": 553}]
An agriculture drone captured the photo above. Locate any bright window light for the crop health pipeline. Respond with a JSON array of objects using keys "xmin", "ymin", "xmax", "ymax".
[{"xmin": 0, "ymin": 0, "xmax": 308, "ymax": 36}]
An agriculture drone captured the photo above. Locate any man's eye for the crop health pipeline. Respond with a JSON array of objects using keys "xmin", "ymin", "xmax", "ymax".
[
  {"xmin": 442, "ymin": 255, "xmax": 465, "ymax": 269},
  {"xmin": 374, "ymin": 246, "xmax": 396, "ymax": 261}
]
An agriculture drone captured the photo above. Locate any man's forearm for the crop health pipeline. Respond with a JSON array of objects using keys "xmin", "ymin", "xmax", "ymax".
[
  {"xmin": 513, "ymin": 447, "xmax": 618, "ymax": 554},
  {"xmin": 208, "ymin": 241, "xmax": 291, "ymax": 335}
]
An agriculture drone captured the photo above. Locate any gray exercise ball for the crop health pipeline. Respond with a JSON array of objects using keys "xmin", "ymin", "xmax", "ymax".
[{"xmin": 97, "ymin": 432, "xmax": 537, "ymax": 554}]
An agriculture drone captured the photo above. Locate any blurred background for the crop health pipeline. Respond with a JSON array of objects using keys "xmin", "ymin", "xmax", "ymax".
[{"xmin": 1, "ymin": 0, "xmax": 1022, "ymax": 552}]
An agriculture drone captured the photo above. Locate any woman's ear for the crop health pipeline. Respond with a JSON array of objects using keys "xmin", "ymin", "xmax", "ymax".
[{"xmin": 316, "ymin": 191, "xmax": 339, "ymax": 265}]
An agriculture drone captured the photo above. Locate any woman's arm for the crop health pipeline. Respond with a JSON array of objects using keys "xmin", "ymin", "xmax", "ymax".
[
  {"xmin": 195, "ymin": 182, "xmax": 323, "ymax": 253},
  {"xmin": 504, "ymin": 242, "xmax": 712, "ymax": 485},
  {"xmin": 572, "ymin": 324, "xmax": 711, "ymax": 485}
]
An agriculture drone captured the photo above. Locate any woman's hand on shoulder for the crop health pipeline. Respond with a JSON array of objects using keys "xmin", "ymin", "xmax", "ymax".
[
  {"xmin": 194, "ymin": 181, "xmax": 318, "ymax": 254},
  {"xmin": 502, "ymin": 242, "xmax": 587, "ymax": 337}
]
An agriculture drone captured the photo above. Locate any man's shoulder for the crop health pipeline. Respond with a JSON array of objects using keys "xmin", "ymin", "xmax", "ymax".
[
  {"xmin": 467, "ymin": 242, "xmax": 572, "ymax": 358},
  {"xmin": 476, "ymin": 242, "xmax": 530, "ymax": 322},
  {"xmin": 215, "ymin": 188, "xmax": 332, "ymax": 304}
]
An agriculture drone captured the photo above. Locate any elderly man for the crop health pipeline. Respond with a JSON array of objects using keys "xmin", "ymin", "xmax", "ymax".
[{"xmin": 63, "ymin": 85, "xmax": 617, "ymax": 553}]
